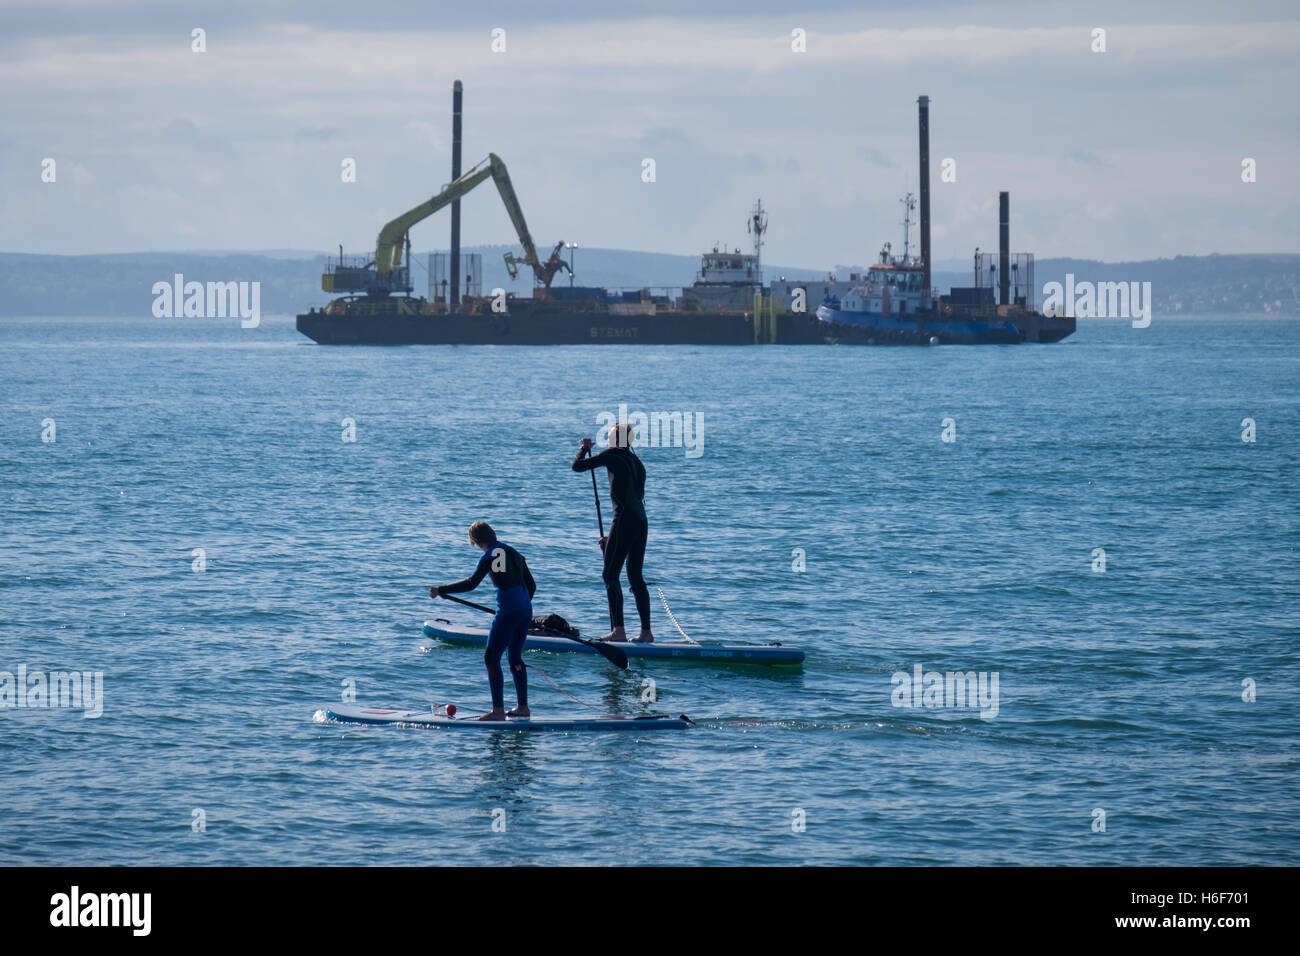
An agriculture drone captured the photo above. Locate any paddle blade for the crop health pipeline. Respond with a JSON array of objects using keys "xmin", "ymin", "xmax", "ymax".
[{"xmin": 590, "ymin": 640, "xmax": 628, "ymax": 669}]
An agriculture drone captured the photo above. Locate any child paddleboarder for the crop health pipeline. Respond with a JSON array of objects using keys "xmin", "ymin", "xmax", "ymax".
[{"xmin": 430, "ymin": 521, "xmax": 536, "ymax": 720}]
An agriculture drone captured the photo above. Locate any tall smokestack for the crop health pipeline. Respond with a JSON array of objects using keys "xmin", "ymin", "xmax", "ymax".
[
  {"xmin": 917, "ymin": 95, "xmax": 931, "ymax": 297},
  {"xmin": 998, "ymin": 191, "xmax": 1010, "ymax": 306},
  {"xmin": 451, "ymin": 80, "xmax": 463, "ymax": 306}
]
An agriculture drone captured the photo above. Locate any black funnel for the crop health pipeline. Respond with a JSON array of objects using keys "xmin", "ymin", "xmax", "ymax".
[
  {"xmin": 999, "ymin": 191, "xmax": 1010, "ymax": 306},
  {"xmin": 451, "ymin": 80, "xmax": 463, "ymax": 305},
  {"xmin": 918, "ymin": 95, "xmax": 931, "ymax": 297}
]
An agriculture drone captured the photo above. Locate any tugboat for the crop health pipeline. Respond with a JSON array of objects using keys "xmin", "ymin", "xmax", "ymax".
[
  {"xmin": 814, "ymin": 192, "xmax": 1021, "ymax": 345},
  {"xmin": 773, "ymin": 95, "xmax": 1073, "ymax": 345}
]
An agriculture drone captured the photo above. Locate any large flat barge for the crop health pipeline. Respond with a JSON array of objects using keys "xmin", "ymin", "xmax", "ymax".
[
  {"xmin": 296, "ymin": 88, "xmax": 1074, "ymax": 347},
  {"xmin": 296, "ymin": 298, "xmax": 1074, "ymax": 346}
]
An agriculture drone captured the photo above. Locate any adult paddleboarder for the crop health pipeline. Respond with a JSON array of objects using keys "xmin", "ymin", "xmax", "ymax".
[{"xmin": 572, "ymin": 422, "xmax": 654, "ymax": 643}]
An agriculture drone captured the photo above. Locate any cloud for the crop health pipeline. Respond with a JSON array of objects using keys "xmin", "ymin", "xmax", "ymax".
[
  {"xmin": 294, "ymin": 126, "xmax": 342, "ymax": 142},
  {"xmin": 860, "ymin": 148, "xmax": 899, "ymax": 169},
  {"xmin": 0, "ymin": 12, "xmax": 1296, "ymax": 262},
  {"xmin": 1066, "ymin": 149, "xmax": 1107, "ymax": 167}
]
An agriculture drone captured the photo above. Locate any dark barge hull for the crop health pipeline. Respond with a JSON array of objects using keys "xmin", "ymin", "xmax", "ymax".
[
  {"xmin": 297, "ymin": 307, "xmax": 752, "ymax": 345},
  {"xmin": 295, "ymin": 303, "xmax": 1075, "ymax": 346}
]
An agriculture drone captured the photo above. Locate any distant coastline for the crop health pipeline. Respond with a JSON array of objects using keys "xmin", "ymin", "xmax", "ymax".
[{"xmin": 1, "ymin": 249, "xmax": 1296, "ymax": 318}]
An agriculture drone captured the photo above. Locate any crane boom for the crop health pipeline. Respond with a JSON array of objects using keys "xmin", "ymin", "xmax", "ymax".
[
  {"xmin": 371, "ymin": 152, "xmax": 567, "ymax": 289},
  {"xmin": 374, "ymin": 158, "xmax": 494, "ymax": 278}
]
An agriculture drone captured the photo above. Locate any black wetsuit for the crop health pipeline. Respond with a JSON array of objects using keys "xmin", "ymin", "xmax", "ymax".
[
  {"xmin": 439, "ymin": 542, "xmax": 535, "ymax": 710},
  {"xmin": 572, "ymin": 444, "xmax": 649, "ymax": 631}
]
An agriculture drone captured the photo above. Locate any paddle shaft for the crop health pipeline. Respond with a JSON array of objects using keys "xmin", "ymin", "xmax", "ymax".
[
  {"xmin": 585, "ymin": 446, "xmax": 605, "ymax": 539},
  {"xmin": 439, "ymin": 591, "xmax": 494, "ymax": 614},
  {"xmin": 434, "ymin": 590, "xmax": 628, "ymax": 669}
]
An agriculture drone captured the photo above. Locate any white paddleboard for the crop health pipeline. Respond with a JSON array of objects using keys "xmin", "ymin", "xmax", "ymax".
[{"xmin": 323, "ymin": 703, "xmax": 691, "ymax": 731}]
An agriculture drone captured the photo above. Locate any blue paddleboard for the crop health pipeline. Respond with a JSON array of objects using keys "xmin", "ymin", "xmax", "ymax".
[{"xmin": 423, "ymin": 620, "xmax": 805, "ymax": 665}]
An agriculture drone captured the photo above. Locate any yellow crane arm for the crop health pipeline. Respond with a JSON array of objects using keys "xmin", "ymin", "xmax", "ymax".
[
  {"xmin": 487, "ymin": 155, "xmax": 545, "ymax": 280},
  {"xmin": 374, "ymin": 158, "xmax": 495, "ymax": 278},
  {"xmin": 374, "ymin": 152, "xmax": 566, "ymax": 288}
]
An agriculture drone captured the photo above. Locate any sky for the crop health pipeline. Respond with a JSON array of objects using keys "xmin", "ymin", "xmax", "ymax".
[{"xmin": 1, "ymin": 0, "xmax": 1297, "ymax": 270}]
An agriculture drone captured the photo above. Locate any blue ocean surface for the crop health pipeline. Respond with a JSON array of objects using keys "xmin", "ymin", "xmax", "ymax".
[{"xmin": 1, "ymin": 315, "xmax": 1296, "ymax": 865}]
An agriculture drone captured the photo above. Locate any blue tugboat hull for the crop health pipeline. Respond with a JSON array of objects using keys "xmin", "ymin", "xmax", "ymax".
[{"xmin": 815, "ymin": 305, "xmax": 1024, "ymax": 345}]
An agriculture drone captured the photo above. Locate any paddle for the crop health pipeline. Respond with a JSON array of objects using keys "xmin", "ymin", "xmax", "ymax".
[
  {"xmin": 584, "ymin": 445, "xmax": 605, "ymax": 548},
  {"xmin": 434, "ymin": 590, "xmax": 629, "ymax": 669}
]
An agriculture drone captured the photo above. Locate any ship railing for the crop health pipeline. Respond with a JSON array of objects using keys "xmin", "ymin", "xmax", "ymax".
[
  {"xmin": 323, "ymin": 255, "xmax": 376, "ymax": 273},
  {"xmin": 600, "ymin": 286, "xmax": 689, "ymax": 308}
]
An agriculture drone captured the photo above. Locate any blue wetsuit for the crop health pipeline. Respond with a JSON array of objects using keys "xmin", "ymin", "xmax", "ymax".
[{"xmin": 439, "ymin": 542, "xmax": 535, "ymax": 710}]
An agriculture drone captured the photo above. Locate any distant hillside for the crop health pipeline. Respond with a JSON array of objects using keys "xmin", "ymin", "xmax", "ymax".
[
  {"xmin": 1017, "ymin": 255, "xmax": 1299, "ymax": 316},
  {"xmin": 0, "ymin": 249, "xmax": 1295, "ymax": 317}
]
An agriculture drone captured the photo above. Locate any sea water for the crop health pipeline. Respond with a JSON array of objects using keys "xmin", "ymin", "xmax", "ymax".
[{"xmin": 1, "ymin": 315, "xmax": 1296, "ymax": 865}]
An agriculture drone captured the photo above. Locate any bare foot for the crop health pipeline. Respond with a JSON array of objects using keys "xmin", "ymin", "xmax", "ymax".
[
  {"xmin": 596, "ymin": 627, "xmax": 628, "ymax": 643},
  {"xmin": 631, "ymin": 629, "xmax": 654, "ymax": 643},
  {"xmin": 507, "ymin": 705, "xmax": 530, "ymax": 718},
  {"xmin": 477, "ymin": 709, "xmax": 506, "ymax": 721}
]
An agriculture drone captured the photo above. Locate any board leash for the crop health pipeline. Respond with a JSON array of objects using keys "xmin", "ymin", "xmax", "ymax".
[
  {"xmin": 656, "ymin": 587, "xmax": 699, "ymax": 645},
  {"xmin": 527, "ymin": 663, "xmax": 626, "ymax": 718}
]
